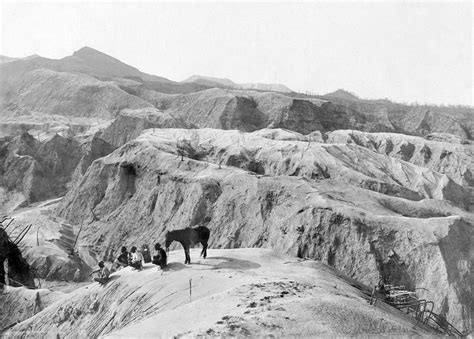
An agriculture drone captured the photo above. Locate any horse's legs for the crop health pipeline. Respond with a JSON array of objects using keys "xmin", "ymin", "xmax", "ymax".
[
  {"xmin": 184, "ymin": 245, "xmax": 191, "ymax": 264},
  {"xmin": 201, "ymin": 242, "xmax": 208, "ymax": 259}
]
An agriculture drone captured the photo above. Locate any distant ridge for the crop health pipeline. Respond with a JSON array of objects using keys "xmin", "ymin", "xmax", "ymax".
[
  {"xmin": 0, "ymin": 55, "xmax": 17, "ymax": 64},
  {"xmin": 183, "ymin": 74, "xmax": 293, "ymax": 93},
  {"xmin": 0, "ymin": 54, "xmax": 41, "ymax": 64},
  {"xmin": 324, "ymin": 89, "xmax": 359, "ymax": 100},
  {"xmin": 182, "ymin": 75, "xmax": 236, "ymax": 88},
  {"xmin": 239, "ymin": 83, "xmax": 292, "ymax": 93}
]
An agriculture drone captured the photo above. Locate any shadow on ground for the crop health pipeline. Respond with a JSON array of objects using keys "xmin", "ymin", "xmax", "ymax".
[
  {"xmin": 193, "ymin": 256, "xmax": 261, "ymax": 270},
  {"xmin": 164, "ymin": 262, "xmax": 188, "ymax": 271}
]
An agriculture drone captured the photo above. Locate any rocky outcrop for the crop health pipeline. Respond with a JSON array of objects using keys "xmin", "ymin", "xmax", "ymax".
[
  {"xmin": 1, "ymin": 133, "xmax": 49, "ymax": 209},
  {"xmin": 129, "ymin": 129, "xmax": 468, "ymax": 207},
  {"xmin": 0, "ymin": 110, "xmax": 109, "ymax": 140},
  {"xmin": 0, "ymin": 132, "xmax": 105, "ymax": 212},
  {"xmin": 55, "ymin": 129, "xmax": 473, "ymax": 331},
  {"xmin": 148, "ymin": 89, "xmax": 366, "ymax": 135},
  {"xmin": 319, "ymin": 95, "xmax": 473, "ymax": 140},
  {"xmin": 70, "ymin": 134, "xmax": 116, "ymax": 186},
  {"xmin": 148, "ymin": 89, "xmax": 267, "ymax": 132},
  {"xmin": 99, "ymin": 107, "xmax": 189, "ymax": 148},
  {"xmin": 326, "ymin": 130, "xmax": 474, "ymax": 188}
]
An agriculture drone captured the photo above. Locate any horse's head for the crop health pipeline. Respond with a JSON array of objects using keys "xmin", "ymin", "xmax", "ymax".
[{"xmin": 165, "ymin": 231, "xmax": 172, "ymax": 251}]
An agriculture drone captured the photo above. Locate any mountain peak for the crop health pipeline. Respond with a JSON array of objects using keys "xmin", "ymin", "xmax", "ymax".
[
  {"xmin": 73, "ymin": 46, "xmax": 114, "ymax": 59},
  {"xmin": 324, "ymin": 89, "xmax": 359, "ymax": 100},
  {"xmin": 69, "ymin": 46, "xmax": 141, "ymax": 76}
]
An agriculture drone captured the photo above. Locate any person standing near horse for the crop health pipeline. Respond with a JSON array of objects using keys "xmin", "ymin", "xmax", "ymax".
[
  {"xmin": 129, "ymin": 246, "xmax": 143, "ymax": 270},
  {"xmin": 152, "ymin": 243, "xmax": 167, "ymax": 269}
]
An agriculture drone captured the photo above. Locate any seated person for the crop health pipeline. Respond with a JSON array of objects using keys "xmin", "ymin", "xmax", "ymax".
[
  {"xmin": 115, "ymin": 246, "xmax": 129, "ymax": 268},
  {"xmin": 129, "ymin": 246, "xmax": 143, "ymax": 270},
  {"xmin": 89, "ymin": 261, "xmax": 110, "ymax": 285},
  {"xmin": 151, "ymin": 242, "xmax": 167, "ymax": 269}
]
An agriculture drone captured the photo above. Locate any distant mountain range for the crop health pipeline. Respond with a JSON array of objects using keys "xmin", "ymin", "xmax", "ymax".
[
  {"xmin": 0, "ymin": 46, "xmax": 472, "ymax": 139},
  {"xmin": 0, "ymin": 47, "xmax": 293, "ymax": 94}
]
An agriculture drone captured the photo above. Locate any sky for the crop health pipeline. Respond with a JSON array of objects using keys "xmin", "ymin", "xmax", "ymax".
[{"xmin": 1, "ymin": 1, "xmax": 472, "ymax": 105}]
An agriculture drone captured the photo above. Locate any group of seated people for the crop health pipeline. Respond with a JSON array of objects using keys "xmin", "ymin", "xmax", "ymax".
[
  {"xmin": 116, "ymin": 243, "xmax": 167, "ymax": 270},
  {"xmin": 90, "ymin": 243, "xmax": 167, "ymax": 285}
]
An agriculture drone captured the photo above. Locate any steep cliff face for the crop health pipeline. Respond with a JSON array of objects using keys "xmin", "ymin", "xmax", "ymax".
[
  {"xmin": 0, "ymin": 132, "xmax": 111, "ymax": 212},
  {"xmin": 149, "ymin": 89, "xmax": 267, "ymax": 132},
  {"xmin": 55, "ymin": 129, "xmax": 473, "ymax": 331},
  {"xmin": 1, "ymin": 134, "xmax": 51, "ymax": 210},
  {"xmin": 69, "ymin": 134, "xmax": 116, "ymax": 188},
  {"xmin": 389, "ymin": 108, "xmax": 468, "ymax": 139},
  {"xmin": 147, "ymin": 89, "xmax": 367, "ymax": 135},
  {"xmin": 0, "ymin": 133, "xmax": 82, "ymax": 211},
  {"xmin": 320, "ymin": 96, "xmax": 473, "ymax": 140}
]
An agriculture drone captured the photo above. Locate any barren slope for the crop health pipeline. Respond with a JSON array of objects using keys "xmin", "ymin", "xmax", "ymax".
[
  {"xmin": 1, "ymin": 69, "xmax": 152, "ymax": 119},
  {"xmin": 4, "ymin": 249, "xmax": 436, "ymax": 338},
  {"xmin": 327, "ymin": 130, "xmax": 474, "ymax": 188},
  {"xmin": 54, "ymin": 128, "xmax": 473, "ymax": 331}
]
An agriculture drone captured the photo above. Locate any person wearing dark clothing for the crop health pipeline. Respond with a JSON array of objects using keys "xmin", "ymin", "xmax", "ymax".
[
  {"xmin": 152, "ymin": 243, "xmax": 167, "ymax": 269},
  {"xmin": 116, "ymin": 246, "xmax": 129, "ymax": 268}
]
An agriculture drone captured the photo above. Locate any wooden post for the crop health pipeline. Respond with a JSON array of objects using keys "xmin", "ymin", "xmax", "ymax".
[{"xmin": 189, "ymin": 278, "xmax": 192, "ymax": 302}]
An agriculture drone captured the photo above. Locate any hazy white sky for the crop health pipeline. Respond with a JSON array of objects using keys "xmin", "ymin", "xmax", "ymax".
[{"xmin": 1, "ymin": 1, "xmax": 472, "ymax": 105}]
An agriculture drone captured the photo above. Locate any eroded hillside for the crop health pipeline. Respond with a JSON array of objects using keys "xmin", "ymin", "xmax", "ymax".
[
  {"xmin": 54, "ymin": 128, "xmax": 473, "ymax": 331},
  {"xmin": 0, "ymin": 132, "xmax": 115, "ymax": 212}
]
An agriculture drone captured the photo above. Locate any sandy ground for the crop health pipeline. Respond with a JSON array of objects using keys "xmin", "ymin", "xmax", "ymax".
[
  {"xmin": 4, "ymin": 248, "xmax": 437, "ymax": 338},
  {"xmin": 103, "ymin": 248, "xmax": 433, "ymax": 338}
]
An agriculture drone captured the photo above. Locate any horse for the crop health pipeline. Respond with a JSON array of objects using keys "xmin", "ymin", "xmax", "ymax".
[{"xmin": 165, "ymin": 226, "xmax": 210, "ymax": 264}]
